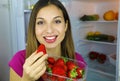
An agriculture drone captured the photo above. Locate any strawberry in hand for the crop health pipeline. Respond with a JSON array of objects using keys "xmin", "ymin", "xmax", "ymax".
[{"xmin": 37, "ymin": 44, "xmax": 46, "ymax": 54}]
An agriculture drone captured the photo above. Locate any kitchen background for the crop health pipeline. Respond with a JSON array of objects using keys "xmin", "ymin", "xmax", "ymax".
[{"xmin": 0, "ymin": 0, "xmax": 120, "ymax": 81}]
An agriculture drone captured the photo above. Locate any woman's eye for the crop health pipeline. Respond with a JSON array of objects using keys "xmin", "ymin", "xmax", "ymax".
[
  {"xmin": 37, "ymin": 21, "xmax": 44, "ymax": 25},
  {"xmin": 55, "ymin": 20, "xmax": 61, "ymax": 24}
]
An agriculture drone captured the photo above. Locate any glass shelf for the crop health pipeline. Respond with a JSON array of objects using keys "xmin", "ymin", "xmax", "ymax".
[
  {"xmin": 79, "ymin": 39, "xmax": 117, "ymax": 45},
  {"xmin": 79, "ymin": 20, "xmax": 118, "ymax": 23},
  {"xmin": 86, "ymin": 69, "xmax": 115, "ymax": 81},
  {"xmin": 85, "ymin": 57, "xmax": 116, "ymax": 78}
]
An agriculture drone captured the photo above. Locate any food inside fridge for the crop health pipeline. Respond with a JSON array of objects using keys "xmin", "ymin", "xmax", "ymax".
[
  {"xmin": 103, "ymin": 10, "xmax": 118, "ymax": 21},
  {"xmin": 86, "ymin": 31, "xmax": 115, "ymax": 42},
  {"xmin": 80, "ymin": 14, "xmax": 99, "ymax": 21},
  {"xmin": 88, "ymin": 51, "xmax": 107, "ymax": 64}
]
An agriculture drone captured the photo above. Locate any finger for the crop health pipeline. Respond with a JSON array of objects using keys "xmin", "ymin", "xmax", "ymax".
[
  {"xmin": 25, "ymin": 52, "xmax": 44, "ymax": 66},
  {"xmin": 30, "ymin": 54, "xmax": 48, "ymax": 69},
  {"xmin": 34, "ymin": 66, "xmax": 47, "ymax": 80},
  {"xmin": 30, "ymin": 61, "xmax": 46, "ymax": 77}
]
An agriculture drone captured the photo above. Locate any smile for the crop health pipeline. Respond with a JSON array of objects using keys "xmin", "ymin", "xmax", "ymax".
[{"xmin": 44, "ymin": 35, "xmax": 57, "ymax": 43}]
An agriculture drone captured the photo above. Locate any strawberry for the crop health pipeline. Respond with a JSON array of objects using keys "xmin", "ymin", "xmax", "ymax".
[
  {"xmin": 66, "ymin": 61, "xmax": 77, "ymax": 71},
  {"xmin": 47, "ymin": 63, "xmax": 53, "ymax": 68},
  {"xmin": 41, "ymin": 73, "xmax": 48, "ymax": 80},
  {"xmin": 49, "ymin": 76, "xmax": 57, "ymax": 81},
  {"xmin": 76, "ymin": 67, "xmax": 84, "ymax": 78},
  {"xmin": 54, "ymin": 58, "xmax": 67, "ymax": 71},
  {"xmin": 47, "ymin": 57, "xmax": 55, "ymax": 65},
  {"xmin": 52, "ymin": 65, "xmax": 66, "ymax": 76},
  {"xmin": 57, "ymin": 74, "xmax": 66, "ymax": 81},
  {"xmin": 37, "ymin": 44, "xmax": 46, "ymax": 54},
  {"xmin": 55, "ymin": 58, "xmax": 65, "ymax": 66},
  {"xmin": 46, "ymin": 64, "xmax": 52, "ymax": 73}
]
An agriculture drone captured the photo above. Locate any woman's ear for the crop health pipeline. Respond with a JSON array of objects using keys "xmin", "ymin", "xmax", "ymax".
[{"xmin": 65, "ymin": 20, "xmax": 68, "ymax": 32}]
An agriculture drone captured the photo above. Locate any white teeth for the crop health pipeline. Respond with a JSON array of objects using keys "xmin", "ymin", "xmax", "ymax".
[{"xmin": 45, "ymin": 36, "xmax": 56, "ymax": 40}]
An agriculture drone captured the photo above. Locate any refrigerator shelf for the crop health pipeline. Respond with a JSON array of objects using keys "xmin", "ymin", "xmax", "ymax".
[
  {"xmin": 86, "ymin": 69, "xmax": 116, "ymax": 81},
  {"xmin": 79, "ymin": 39, "xmax": 117, "ymax": 45},
  {"xmin": 85, "ymin": 57, "xmax": 116, "ymax": 78},
  {"xmin": 79, "ymin": 20, "xmax": 118, "ymax": 23}
]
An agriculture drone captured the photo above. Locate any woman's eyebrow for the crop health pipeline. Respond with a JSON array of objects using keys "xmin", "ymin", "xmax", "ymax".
[
  {"xmin": 36, "ymin": 16, "xmax": 63, "ymax": 20},
  {"xmin": 36, "ymin": 17, "xmax": 44, "ymax": 19},
  {"xmin": 54, "ymin": 16, "xmax": 63, "ymax": 19}
]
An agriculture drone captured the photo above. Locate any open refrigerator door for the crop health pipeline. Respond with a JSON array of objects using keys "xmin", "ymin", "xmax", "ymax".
[{"xmin": 67, "ymin": 0, "xmax": 119, "ymax": 81}]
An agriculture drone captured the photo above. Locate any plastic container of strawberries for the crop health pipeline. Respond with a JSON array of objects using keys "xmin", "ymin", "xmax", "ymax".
[{"xmin": 42, "ymin": 55, "xmax": 87, "ymax": 81}]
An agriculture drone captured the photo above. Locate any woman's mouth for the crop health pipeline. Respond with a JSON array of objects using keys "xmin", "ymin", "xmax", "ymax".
[{"xmin": 44, "ymin": 36, "xmax": 57, "ymax": 43}]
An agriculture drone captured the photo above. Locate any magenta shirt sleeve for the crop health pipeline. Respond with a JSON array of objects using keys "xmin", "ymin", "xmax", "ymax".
[
  {"xmin": 8, "ymin": 50, "xmax": 26, "ymax": 77},
  {"xmin": 75, "ymin": 52, "xmax": 87, "ymax": 68}
]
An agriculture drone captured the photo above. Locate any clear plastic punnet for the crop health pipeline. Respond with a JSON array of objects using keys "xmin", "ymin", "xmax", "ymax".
[{"xmin": 42, "ymin": 55, "xmax": 87, "ymax": 81}]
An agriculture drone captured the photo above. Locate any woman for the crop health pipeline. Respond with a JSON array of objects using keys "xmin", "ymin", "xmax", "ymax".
[{"xmin": 9, "ymin": 0, "xmax": 86, "ymax": 81}]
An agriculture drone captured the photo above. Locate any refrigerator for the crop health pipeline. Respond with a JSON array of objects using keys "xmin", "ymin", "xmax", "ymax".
[
  {"xmin": 0, "ymin": 0, "xmax": 119, "ymax": 81},
  {"xmin": 23, "ymin": 0, "xmax": 120, "ymax": 81}
]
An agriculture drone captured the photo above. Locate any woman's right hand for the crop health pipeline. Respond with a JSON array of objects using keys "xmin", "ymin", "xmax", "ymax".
[{"xmin": 22, "ymin": 51, "xmax": 48, "ymax": 81}]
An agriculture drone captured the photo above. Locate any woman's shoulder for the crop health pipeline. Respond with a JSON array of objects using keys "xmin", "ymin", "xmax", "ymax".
[
  {"xmin": 75, "ymin": 52, "xmax": 86, "ymax": 64},
  {"xmin": 11, "ymin": 50, "xmax": 26, "ymax": 62},
  {"xmin": 8, "ymin": 49, "xmax": 26, "ymax": 77}
]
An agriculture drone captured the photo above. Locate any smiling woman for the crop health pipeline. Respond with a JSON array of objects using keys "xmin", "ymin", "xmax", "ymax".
[
  {"xmin": 35, "ymin": 4, "xmax": 68, "ymax": 49},
  {"xmin": 8, "ymin": 0, "xmax": 86, "ymax": 81}
]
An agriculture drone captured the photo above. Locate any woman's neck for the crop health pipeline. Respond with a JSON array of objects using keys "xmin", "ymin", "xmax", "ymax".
[{"xmin": 46, "ymin": 44, "xmax": 61, "ymax": 57}]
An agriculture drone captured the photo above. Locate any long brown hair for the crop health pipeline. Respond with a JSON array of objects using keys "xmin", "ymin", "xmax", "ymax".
[{"xmin": 26, "ymin": 0, "xmax": 75, "ymax": 59}]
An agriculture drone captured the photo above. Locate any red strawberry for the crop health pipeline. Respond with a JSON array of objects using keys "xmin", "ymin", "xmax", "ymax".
[
  {"xmin": 54, "ymin": 58, "xmax": 67, "ymax": 71},
  {"xmin": 66, "ymin": 61, "xmax": 77, "ymax": 71},
  {"xmin": 37, "ymin": 44, "xmax": 46, "ymax": 54},
  {"xmin": 47, "ymin": 57, "xmax": 55, "ymax": 65},
  {"xmin": 46, "ymin": 64, "xmax": 52, "ymax": 73},
  {"xmin": 52, "ymin": 65, "xmax": 66, "ymax": 76},
  {"xmin": 57, "ymin": 74, "xmax": 66, "ymax": 81},
  {"xmin": 76, "ymin": 67, "xmax": 83, "ymax": 78},
  {"xmin": 41, "ymin": 73, "xmax": 48, "ymax": 80},
  {"xmin": 47, "ymin": 64, "xmax": 53, "ymax": 69},
  {"xmin": 49, "ymin": 76, "xmax": 57, "ymax": 81},
  {"xmin": 55, "ymin": 58, "xmax": 65, "ymax": 66}
]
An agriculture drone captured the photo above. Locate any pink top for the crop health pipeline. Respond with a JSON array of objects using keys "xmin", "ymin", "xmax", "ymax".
[{"xmin": 9, "ymin": 50, "xmax": 86, "ymax": 80}]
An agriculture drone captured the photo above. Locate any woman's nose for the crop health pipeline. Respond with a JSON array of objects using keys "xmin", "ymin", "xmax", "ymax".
[{"xmin": 46, "ymin": 24, "xmax": 53, "ymax": 33}]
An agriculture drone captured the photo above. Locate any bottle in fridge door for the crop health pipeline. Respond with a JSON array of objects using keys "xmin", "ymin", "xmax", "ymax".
[{"xmin": 68, "ymin": 0, "xmax": 119, "ymax": 81}]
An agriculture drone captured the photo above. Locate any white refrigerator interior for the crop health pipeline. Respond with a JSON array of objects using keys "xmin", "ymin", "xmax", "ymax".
[
  {"xmin": 68, "ymin": 0, "xmax": 119, "ymax": 81},
  {"xmin": 23, "ymin": 0, "xmax": 120, "ymax": 81}
]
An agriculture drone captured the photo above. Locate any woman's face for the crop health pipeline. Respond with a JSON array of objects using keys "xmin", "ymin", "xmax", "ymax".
[{"xmin": 35, "ymin": 5, "xmax": 68, "ymax": 49}]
